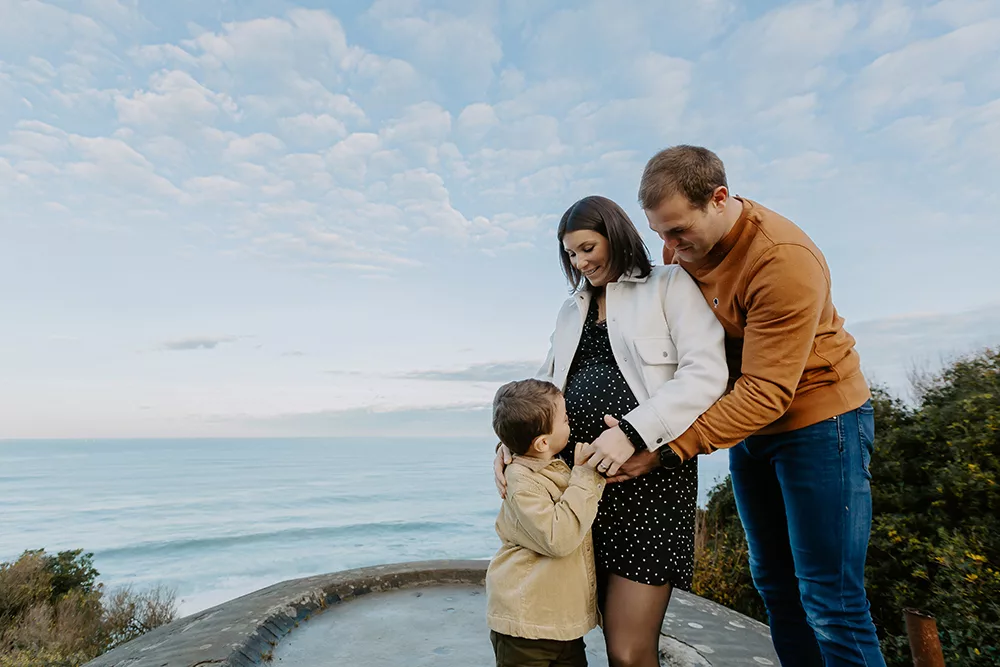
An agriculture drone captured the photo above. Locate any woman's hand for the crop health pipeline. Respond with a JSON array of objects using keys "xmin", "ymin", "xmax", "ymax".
[
  {"xmin": 493, "ymin": 443, "xmax": 512, "ymax": 498},
  {"xmin": 589, "ymin": 415, "xmax": 635, "ymax": 477}
]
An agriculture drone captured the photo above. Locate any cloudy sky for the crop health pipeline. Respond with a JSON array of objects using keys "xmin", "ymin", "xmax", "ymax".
[{"xmin": 1, "ymin": 0, "xmax": 998, "ymax": 439}]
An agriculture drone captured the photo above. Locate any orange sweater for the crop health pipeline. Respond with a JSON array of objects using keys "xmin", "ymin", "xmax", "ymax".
[{"xmin": 667, "ymin": 198, "xmax": 870, "ymax": 460}]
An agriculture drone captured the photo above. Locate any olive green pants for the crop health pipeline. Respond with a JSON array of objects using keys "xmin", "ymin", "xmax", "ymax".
[{"xmin": 490, "ymin": 630, "xmax": 588, "ymax": 667}]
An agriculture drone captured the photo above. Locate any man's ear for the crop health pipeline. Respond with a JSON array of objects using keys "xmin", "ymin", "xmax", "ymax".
[{"xmin": 711, "ymin": 185, "xmax": 729, "ymax": 210}]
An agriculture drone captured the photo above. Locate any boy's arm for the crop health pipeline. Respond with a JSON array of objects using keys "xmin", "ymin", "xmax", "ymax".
[{"xmin": 506, "ymin": 467, "xmax": 605, "ymax": 558}]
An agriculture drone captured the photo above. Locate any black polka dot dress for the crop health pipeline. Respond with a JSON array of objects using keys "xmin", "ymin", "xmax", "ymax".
[{"xmin": 559, "ymin": 298, "xmax": 698, "ymax": 591}]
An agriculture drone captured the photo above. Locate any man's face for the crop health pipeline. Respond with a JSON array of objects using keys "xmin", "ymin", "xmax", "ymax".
[{"xmin": 645, "ymin": 190, "xmax": 728, "ymax": 263}]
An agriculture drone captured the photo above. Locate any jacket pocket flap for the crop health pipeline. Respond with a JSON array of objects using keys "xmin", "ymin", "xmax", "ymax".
[{"xmin": 634, "ymin": 337, "xmax": 678, "ymax": 364}]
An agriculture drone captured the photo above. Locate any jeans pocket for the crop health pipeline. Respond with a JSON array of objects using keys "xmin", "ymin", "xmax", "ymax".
[{"xmin": 857, "ymin": 402, "xmax": 875, "ymax": 480}]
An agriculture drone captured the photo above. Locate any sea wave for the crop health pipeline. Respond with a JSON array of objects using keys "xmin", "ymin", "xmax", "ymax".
[{"xmin": 95, "ymin": 520, "xmax": 469, "ymax": 559}]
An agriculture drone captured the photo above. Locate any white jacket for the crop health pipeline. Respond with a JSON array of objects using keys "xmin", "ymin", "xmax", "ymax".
[{"xmin": 537, "ymin": 265, "xmax": 728, "ymax": 452}]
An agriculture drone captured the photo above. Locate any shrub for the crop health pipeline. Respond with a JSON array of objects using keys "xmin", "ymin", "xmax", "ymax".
[
  {"xmin": 694, "ymin": 347, "xmax": 1000, "ymax": 665},
  {"xmin": 0, "ymin": 549, "xmax": 177, "ymax": 667}
]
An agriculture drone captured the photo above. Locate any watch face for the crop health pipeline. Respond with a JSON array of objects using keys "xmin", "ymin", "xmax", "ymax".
[{"xmin": 659, "ymin": 447, "xmax": 682, "ymax": 469}]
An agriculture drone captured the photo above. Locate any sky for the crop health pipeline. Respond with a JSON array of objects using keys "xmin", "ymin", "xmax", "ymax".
[{"xmin": 1, "ymin": 0, "xmax": 998, "ymax": 439}]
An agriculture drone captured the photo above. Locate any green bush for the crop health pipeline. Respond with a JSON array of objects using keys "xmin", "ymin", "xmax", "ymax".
[
  {"xmin": 0, "ymin": 549, "xmax": 176, "ymax": 667},
  {"xmin": 693, "ymin": 479, "xmax": 765, "ymax": 624},
  {"xmin": 694, "ymin": 347, "xmax": 1000, "ymax": 665}
]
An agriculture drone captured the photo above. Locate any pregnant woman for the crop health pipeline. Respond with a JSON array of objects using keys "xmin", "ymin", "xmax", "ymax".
[{"xmin": 494, "ymin": 196, "xmax": 728, "ymax": 667}]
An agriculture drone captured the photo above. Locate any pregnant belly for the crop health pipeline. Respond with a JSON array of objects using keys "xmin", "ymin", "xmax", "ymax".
[{"xmin": 563, "ymin": 363, "xmax": 639, "ymax": 446}]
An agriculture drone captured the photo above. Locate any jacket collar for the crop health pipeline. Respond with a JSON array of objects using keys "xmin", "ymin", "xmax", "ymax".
[
  {"xmin": 511, "ymin": 455, "xmax": 568, "ymax": 473},
  {"xmin": 616, "ymin": 268, "xmax": 650, "ymax": 283},
  {"xmin": 573, "ymin": 269, "xmax": 650, "ymax": 299}
]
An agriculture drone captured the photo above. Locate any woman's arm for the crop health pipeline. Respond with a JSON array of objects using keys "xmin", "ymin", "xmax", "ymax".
[
  {"xmin": 622, "ymin": 267, "xmax": 729, "ymax": 451},
  {"xmin": 535, "ymin": 330, "xmax": 556, "ymax": 383}
]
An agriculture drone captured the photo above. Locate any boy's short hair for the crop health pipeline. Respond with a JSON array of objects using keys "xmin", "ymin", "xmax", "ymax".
[{"xmin": 492, "ymin": 379, "xmax": 561, "ymax": 455}]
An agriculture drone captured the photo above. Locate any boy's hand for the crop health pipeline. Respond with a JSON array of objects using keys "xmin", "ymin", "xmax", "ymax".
[
  {"xmin": 494, "ymin": 443, "xmax": 512, "ymax": 498},
  {"xmin": 574, "ymin": 441, "xmax": 598, "ymax": 468}
]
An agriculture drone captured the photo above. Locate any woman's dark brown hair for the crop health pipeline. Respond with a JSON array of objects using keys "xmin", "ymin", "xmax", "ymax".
[{"xmin": 557, "ymin": 195, "xmax": 652, "ymax": 292}]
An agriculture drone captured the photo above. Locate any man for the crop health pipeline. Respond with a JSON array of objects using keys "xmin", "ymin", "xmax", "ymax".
[{"xmin": 586, "ymin": 145, "xmax": 885, "ymax": 666}]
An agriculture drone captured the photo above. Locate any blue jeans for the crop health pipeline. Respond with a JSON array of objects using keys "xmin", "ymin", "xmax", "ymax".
[{"xmin": 730, "ymin": 400, "xmax": 886, "ymax": 666}]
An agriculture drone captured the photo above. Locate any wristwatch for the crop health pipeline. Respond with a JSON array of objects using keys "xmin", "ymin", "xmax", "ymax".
[{"xmin": 657, "ymin": 445, "xmax": 683, "ymax": 469}]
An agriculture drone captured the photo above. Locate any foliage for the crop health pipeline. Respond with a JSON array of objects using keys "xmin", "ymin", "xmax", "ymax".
[
  {"xmin": 694, "ymin": 347, "xmax": 1000, "ymax": 665},
  {"xmin": 0, "ymin": 550, "xmax": 176, "ymax": 667}
]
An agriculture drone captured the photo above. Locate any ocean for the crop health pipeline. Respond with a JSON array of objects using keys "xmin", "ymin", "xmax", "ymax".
[{"xmin": 0, "ymin": 438, "xmax": 730, "ymax": 616}]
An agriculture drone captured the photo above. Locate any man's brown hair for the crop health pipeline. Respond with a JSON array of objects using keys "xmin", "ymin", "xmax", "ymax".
[
  {"xmin": 492, "ymin": 379, "xmax": 561, "ymax": 455},
  {"xmin": 638, "ymin": 145, "xmax": 728, "ymax": 210}
]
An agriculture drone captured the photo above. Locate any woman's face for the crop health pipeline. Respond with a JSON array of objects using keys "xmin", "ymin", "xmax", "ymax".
[{"xmin": 562, "ymin": 230, "xmax": 614, "ymax": 288}]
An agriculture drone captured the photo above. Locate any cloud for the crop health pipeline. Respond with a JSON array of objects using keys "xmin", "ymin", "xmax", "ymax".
[
  {"xmin": 182, "ymin": 175, "xmax": 248, "ymax": 202},
  {"xmin": 381, "ymin": 102, "xmax": 451, "ymax": 146},
  {"xmin": 159, "ymin": 335, "xmax": 242, "ymax": 351},
  {"xmin": 851, "ymin": 18, "xmax": 1000, "ymax": 128},
  {"xmin": 226, "ymin": 402, "xmax": 494, "ymax": 437},
  {"xmin": 243, "ymin": 226, "xmax": 421, "ymax": 272},
  {"xmin": 748, "ymin": 0, "xmax": 859, "ymax": 62},
  {"xmin": 188, "ymin": 9, "xmax": 350, "ymax": 74},
  {"xmin": 60, "ymin": 133, "xmax": 182, "ymax": 199},
  {"xmin": 455, "ymin": 102, "xmax": 499, "ymax": 146},
  {"xmin": 921, "ymin": 0, "xmax": 1000, "ymax": 29},
  {"xmin": 864, "ymin": 0, "xmax": 915, "ymax": 45},
  {"xmin": 115, "ymin": 70, "xmax": 239, "ymax": 130},
  {"xmin": 365, "ymin": 0, "xmax": 501, "ymax": 98},
  {"xmin": 0, "ymin": 0, "xmax": 115, "ymax": 53},
  {"xmin": 222, "ymin": 132, "xmax": 285, "ymax": 161},
  {"xmin": 853, "ymin": 303, "xmax": 1000, "ymax": 401},
  {"xmin": 342, "ymin": 51, "xmax": 424, "ymax": 105},
  {"xmin": 277, "ymin": 113, "xmax": 348, "ymax": 145},
  {"xmin": 323, "ymin": 132, "xmax": 383, "ymax": 187},
  {"xmin": 393, "ymin": 361, "xmax": 542, "ymax": 382}
]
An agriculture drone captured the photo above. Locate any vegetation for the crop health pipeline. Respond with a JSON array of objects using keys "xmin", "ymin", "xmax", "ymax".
[
  {"xmin": 694, "ymin": 347, "xmax": 1000, "ymax": 665},
  {"xmin": 0, "ymin": 549, "xmax": 175, "ymax": 667}
]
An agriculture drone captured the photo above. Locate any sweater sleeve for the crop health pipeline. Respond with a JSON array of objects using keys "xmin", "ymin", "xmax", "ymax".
[
  {"xmin": 668, "ymin": 244, "xmax": 828, "ymax": 458},
  {"xmin": 505, "ymin": 467, "xmax": 605, "ymax": 559}
]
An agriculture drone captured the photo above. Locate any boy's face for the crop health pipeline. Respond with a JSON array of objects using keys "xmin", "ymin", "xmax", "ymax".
[{"xmin": 545, "ymin": 394, "xmax": 571, "ymax": 456}]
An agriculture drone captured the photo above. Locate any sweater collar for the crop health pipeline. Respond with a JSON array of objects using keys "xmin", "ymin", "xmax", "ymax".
[
  {"xmin": 511, "ymin": 455, "xmax": 569, "ymax": 473},
  {"xmin": 683, "ymin": 196, "xmax": 752, "ymax": 272}
]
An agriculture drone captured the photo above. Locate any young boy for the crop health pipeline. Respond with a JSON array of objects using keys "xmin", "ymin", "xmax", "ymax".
[{"xmin": 486, "ymin": 378, "xmax": 605, "ymax": 667}]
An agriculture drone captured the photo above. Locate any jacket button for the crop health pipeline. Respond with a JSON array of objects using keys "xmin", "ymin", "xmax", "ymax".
[
  {"xmin": 662, "ymin": 351, "xmax": 668, "ymax": 357},
  {"xmin": 656, "ymin": 438, "xmax": 663, "ymax": 444}
]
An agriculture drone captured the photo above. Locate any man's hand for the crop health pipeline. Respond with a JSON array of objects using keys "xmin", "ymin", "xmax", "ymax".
[
  {"xmin": 493, "ymin": 443, "xmax": 512, "ymax": 498},
  {"xmin": 589, "ymin": 415, "xmax": 635, "ymax": 477},
  {"xmin": 606, "ymin": 449, "xmax": 660, "ymax": 483}
]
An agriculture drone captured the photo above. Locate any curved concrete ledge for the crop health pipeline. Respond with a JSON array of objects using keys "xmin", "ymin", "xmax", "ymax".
[
  {"xmin": 84, "ymin": 560, "xmax": 488, "ymax": 667},
  {"xmin": 84, "ymin": 560, "xmax": 778, "ymax": 666}
]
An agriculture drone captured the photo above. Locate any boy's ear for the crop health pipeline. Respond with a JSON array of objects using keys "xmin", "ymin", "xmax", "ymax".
[{"xmin": 530, "ymin": 433, "xmax": 549, "ymax": 454}]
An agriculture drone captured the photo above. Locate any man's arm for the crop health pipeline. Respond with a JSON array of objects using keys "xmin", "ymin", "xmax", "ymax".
[
  {"xmin": 505, "ymin": 468, "xmax": 605, "ymax": 559},
  {"xmin": 668, "ymin": 244, "xmax": 829, "ymax": 459}
]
